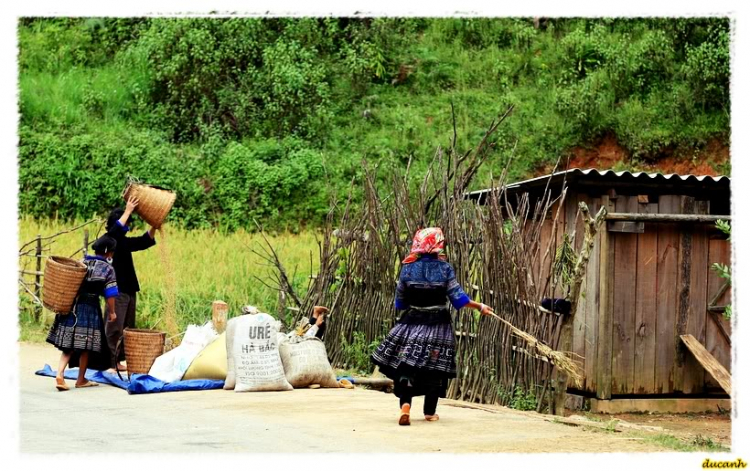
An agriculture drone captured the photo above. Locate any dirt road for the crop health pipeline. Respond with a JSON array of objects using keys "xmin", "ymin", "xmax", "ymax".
[{"xmin": 20, "ymin": 342, "xmax": 671, "ymax": 453}]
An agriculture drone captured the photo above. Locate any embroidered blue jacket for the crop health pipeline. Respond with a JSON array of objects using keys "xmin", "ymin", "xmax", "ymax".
[
  {"xmin": 395, "ymin": 254, "xmax": 470, "ymax": 310},
  {"xmin": 81, "ymin": 255, "xmax": 119, "ymax": 299}
]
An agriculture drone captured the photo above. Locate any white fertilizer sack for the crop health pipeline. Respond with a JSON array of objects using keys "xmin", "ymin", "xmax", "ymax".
[
  {"xmin": 279, "ymin": 337, "xmax": 339, "ymax": 389},
  {"xmin": 230, "ymin": 312, "xmax": 291, "ymax": 392}
]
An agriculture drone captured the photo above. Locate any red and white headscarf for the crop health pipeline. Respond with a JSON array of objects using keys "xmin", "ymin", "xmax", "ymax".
[{"xmin": 402, "ymin": 227, "xmax": 447, "ymax": 264}]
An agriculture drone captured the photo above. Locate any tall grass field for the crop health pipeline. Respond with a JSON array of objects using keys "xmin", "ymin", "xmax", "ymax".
[{"xmin": 18, "ymin": 216, "xmax": 319, "ymax": 342}]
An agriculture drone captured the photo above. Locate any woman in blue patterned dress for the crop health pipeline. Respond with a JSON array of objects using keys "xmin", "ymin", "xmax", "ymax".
[
  {"xmin": 371, "ymin": 227, "xmax": 494, "ymax": 425},
  {"xmin": 46, "ymin": 235, "xmax": 120, "ymax": 391}
]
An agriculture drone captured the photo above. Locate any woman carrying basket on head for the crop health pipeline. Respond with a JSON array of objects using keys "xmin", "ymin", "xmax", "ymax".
[
  {"xmin": 46, "ymin": 235, "xmax": 120, "ymax": 391},
  {"xmin": 371, "ymin": 227, "xmax": 494, "ymax": 426}
]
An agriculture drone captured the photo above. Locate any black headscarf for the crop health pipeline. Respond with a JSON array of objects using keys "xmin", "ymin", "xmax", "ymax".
[{"xmin": 92, "ymin": 235, "xmax": 117, "ymax": 255}]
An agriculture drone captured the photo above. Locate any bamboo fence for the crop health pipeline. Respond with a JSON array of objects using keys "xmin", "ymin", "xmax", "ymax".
[{"xmin": 263, "ymin": 107, "xmax": 599, "ymax": 411}]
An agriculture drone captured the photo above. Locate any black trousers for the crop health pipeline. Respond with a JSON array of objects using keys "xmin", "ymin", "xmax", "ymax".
[
  {"xmin": 400, "ymin": 394, "xmax": 439, "ymax": 415},
  {"xmin": 104, "ymin": 292, "xmax": 137, "ymax": 367}
]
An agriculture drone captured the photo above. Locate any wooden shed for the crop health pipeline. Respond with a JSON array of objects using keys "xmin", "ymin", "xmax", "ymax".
[{"xmin": 469, "ymin": 169, "xmax": 732, "ymax": 413}]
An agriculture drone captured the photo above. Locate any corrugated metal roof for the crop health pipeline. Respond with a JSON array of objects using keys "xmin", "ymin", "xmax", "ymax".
[{"xmin": 467, "ymin": 168, "xmax": 730, "ymax": 198}]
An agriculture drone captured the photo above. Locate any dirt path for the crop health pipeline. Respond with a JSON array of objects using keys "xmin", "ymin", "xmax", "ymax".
[{"xmin": 20, "ymin": 342, "xmax": 673, "ymax": 453}]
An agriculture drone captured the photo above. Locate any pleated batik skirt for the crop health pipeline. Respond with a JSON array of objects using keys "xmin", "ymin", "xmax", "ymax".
[
  {"xmin": 46, "ymin": 300, "xmax": 104, "ymax": 353},
  {"xmin": 371, "ymin": 310, "xmax": 456, "ymax": 399}
]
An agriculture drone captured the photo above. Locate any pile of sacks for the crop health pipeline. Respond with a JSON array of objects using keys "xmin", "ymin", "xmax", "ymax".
[{"xmin": 150, "ymin": 305, "xmax": 339, "ymax": 392}]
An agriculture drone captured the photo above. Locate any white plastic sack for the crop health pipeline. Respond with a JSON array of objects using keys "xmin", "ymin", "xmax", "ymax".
[
  {"xmin": 279, "ymin": 336, "xmax": 339, "ymax": 389},
  {"xmin": 227, "ymin": 311, "xmax": 291, "ymax": 392},
  {"xmin": 224, "ymin": 307, "xmax": 282, "ymax": 390},
  {"xmin": 148, "ymin": 322, "xmax": 218, "ymax": 383}
]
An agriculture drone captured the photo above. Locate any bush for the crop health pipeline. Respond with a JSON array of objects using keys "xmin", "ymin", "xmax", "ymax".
[
  {"xmin": 18, "ymin": 127, "xmax": 331, "ymax": 231},
  {"xmin": 18, "ymin": 17, "xmax": 731, "ymax": 228},
  {"xmin": 212, "ymin": 138, "xmax": 328, "ymax": 231},
  {"xmin": 340, "ymin": 331, "xmax": 382, "ymax": 374}
]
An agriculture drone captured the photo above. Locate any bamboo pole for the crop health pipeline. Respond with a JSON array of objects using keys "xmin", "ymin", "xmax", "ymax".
[
  {"xmin": 34, "ymin": 235, "xmax": 42, "ymax": 321},
  {"xmin": 83, "ymin": 229, "xmax": 89, "ymax": 257},
  {"xmin": 605, "ymin": 213, "xmax": 730, "ymax": 223}
]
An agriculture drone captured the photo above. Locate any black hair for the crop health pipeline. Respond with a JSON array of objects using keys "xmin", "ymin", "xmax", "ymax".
[
  {"xmin": 92, "ymin": 235, "xmax": 117, "ymax": 255},
  {"xmin": 106, "ymin": 208, "xmax": 132, "ymax": 230}
]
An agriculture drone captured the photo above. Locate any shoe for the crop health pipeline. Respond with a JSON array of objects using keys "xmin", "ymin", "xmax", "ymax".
[
  {"xmin": 425, "ymin": 414, "xmax": 440, "ymax": 422},
  {"xmin": 75, "ymin": 381, "xmax": 99, "ymax": 388},
  {"xmin": 55, "ymin": 377, "xmax": 69, "ymax": 392}
]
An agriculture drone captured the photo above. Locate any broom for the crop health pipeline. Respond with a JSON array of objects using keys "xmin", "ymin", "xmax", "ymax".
[{"xmin": 488, "ymin": 312, "xmax": 584, "ymax": 388}]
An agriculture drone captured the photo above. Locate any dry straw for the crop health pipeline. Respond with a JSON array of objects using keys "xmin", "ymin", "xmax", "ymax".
[
  {"xmin": 42, "ymin": 256, "xmax": 87, "ymax": 314},
  {"xmin": 489, "ymin": 312, "xmax": 583, "ymax": 388},
  {"xmin": 157, "ymin": 227, "xmax": 179, "ymax": 337}
]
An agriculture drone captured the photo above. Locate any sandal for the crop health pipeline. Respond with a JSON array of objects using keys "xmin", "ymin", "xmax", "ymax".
[
  {"xmin": 75, "ymin": 381, "xmax": 99, "ymax": 389},
  {"xmin": 425, "ymin": 414, "xmax": 440, "ymax": 422},
  {"xmin": 399, "ymin": 404, "xmax": 411, "ymax": 426},
  {"xmin": 55, "ymin": 377, "xmax": 69, "ymax": 392}
]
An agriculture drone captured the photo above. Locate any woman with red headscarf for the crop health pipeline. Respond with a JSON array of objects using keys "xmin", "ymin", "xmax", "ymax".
[{"xmin": 371, "ymin": 227, "xmax": 494, "ymax": 425}]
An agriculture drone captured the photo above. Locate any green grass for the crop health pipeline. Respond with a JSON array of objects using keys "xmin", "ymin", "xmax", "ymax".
[
  {"xmin": 19, "ymin": 63, "xmax": 146, "ymax": 130},
  {"xmin": 641, "ymin": 433, "xmax": 730, "ymax": 452}
]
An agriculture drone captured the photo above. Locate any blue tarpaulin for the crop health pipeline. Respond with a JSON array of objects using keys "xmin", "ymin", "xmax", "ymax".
[{"xmin": 35, "ymin": 364, "xmax": 224, "ymax": 394}]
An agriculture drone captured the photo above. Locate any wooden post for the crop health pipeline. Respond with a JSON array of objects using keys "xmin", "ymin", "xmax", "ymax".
[
  {"xmin": 596, "ymin": 195, "xmax": 616, "ymax": 400},
  {"xmin": 34, "ymin": 234, "xmax": 42, "ymax": 321},
  {"xmin": 278, "ymin": 290, "xmax": 286, "ymax": 321},
  {"xmin": 552, "ymin": 201, "xmax": 607, "ymax": 415},
  {"xmin": 83, "ymin": 229, "xmax": 89, "ymax": 257},
  {"xmin": 211, "ymin": 300, "xmax": 228, "ymax": 334}
]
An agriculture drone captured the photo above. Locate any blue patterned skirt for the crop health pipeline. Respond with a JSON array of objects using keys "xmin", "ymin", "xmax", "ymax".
[
  {"xmin": 46, "ymin": 299, "xmax": 104, "ymax": 353},
  {"xmin": 371, "ymin": 309, "xmax": 456, "ymax": 399}
]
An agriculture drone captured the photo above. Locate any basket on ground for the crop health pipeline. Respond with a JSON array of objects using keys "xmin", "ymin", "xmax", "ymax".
[
  {"xmin": 42, "ymin": 256, "xmax": 87, "ymax": 314},
  {"xmin": 123, "ymin": 328, "xmax": 166, "ymax": 374},
  {"xmin": 122, "ymin": 182, "xmax": 176, "ymax": 228}
]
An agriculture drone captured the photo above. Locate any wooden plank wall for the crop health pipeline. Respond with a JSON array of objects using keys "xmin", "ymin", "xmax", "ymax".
[
  {"xmin": 682, "ymin": 199, "xmax": 709, "ymax": 394},
  {"xmin": 654, "ymin": 195, "xmax": 681, "ymax": 394},
  {"xmin": 583, "ymin": 197, "xmax": 601, "ymax": 393},
  {"xmin": 554, "ymin": 191, "xmax": 729, "ymax": 396},
  {"xmin": 611, "ymin": 195, "xmax": 639, "ymax": 394},
  {"xmin": 634, "ymin": 202, "xmax": 658, "ymax": 394}
]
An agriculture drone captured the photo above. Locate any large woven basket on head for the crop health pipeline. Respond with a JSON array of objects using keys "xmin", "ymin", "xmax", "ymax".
[
  {"xmin": 122, "ymin": 182, "xmax": 176, "ymax": 228},
  {"xmin": 122, "ymin": 328, "xmax": 166, "ymax": 375},
  {"xmin": 42, "ymin": 256, "xmax": 87, "ymax": 314}
]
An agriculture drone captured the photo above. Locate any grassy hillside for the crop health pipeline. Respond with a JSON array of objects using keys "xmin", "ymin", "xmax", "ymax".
[{"xmin": 18, "ymin": 18, "xmax": 730, "ymax": 231}]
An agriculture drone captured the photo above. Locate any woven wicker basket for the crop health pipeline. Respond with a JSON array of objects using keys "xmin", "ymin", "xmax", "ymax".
[
  {"xmin": 122, "ymin": 182, "xmax": 176, "ymax": 228},
  {"xmin": 42, "ymin": 256, "xmax": 87, "ymax": 314},
  {"xmin": 123, "ymin": 328, "xmax": 166, "ymax": 374}
]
